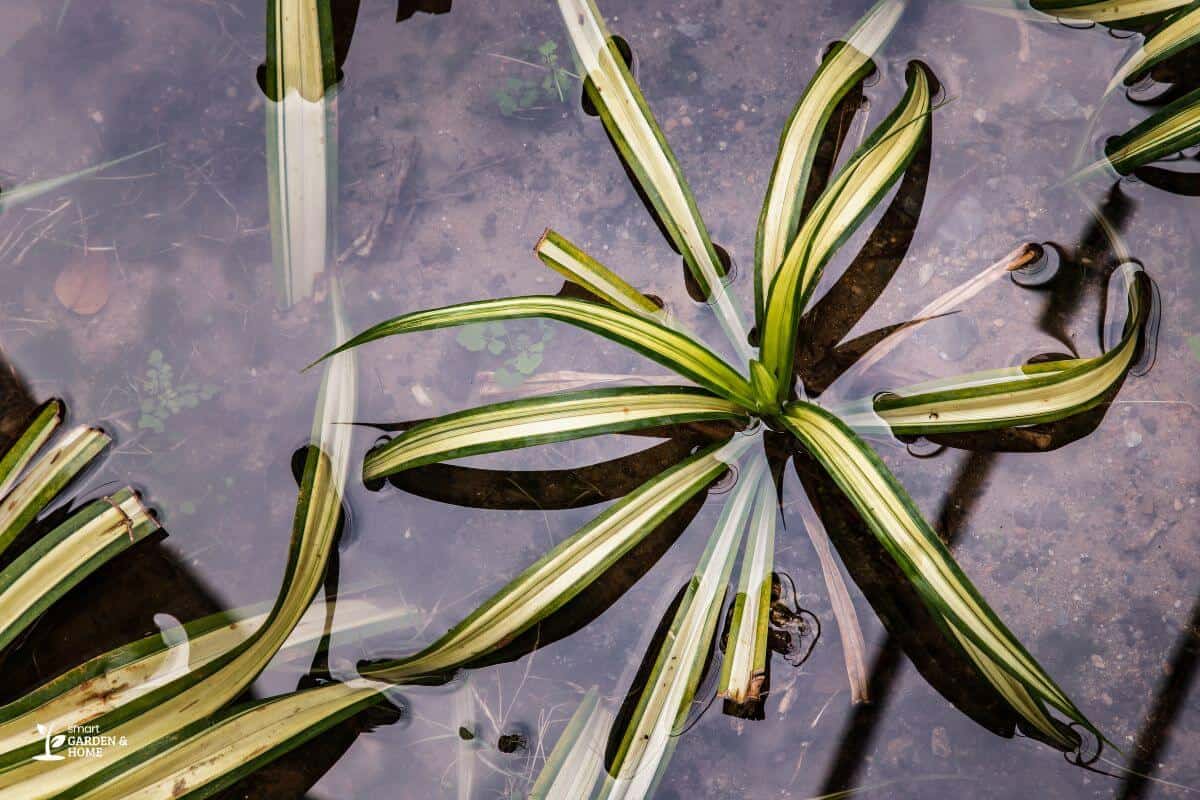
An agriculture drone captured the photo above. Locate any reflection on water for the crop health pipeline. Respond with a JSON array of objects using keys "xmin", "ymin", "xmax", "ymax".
[{"xmin": 1, "ymin": 0, "xmax": 1198, "ymax": 797}]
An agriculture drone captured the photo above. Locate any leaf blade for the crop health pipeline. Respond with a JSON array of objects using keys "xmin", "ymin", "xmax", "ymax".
[
  {"xmin": 308, "ymin": 295, "xmax": 756, "ymax": 407},
  {"xmin": 781, "ymin": 402, "xmax": 1100, "ymax": 739},
  {"xmin": 837, "ymin": 264, "xmax": 1152, "ymax": 435},
  {"xmin": 536, "ymin": 229, "xmax": 661, "ymax": 317},
  {"xmin": 761, "ymin": 62, "xmax": 932, "ymax": 401},
  {"xmin": 755, "ymin": 0, "xmax": 906, "ymax": 324},
  {"xmin": 363, "ymin": 386, "xmax": 748, "ymax": 480},
  {"xmin": 556, "ymin": 0, "xmax": 751, "ymax": 358},
  {"xmin": 362, "ymin": 436, "xmax": 754, "ymax": 683}
]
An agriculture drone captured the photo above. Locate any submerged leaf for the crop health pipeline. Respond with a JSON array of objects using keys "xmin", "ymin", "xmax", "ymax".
[
  {"xmin": 1105, "ymin": 4, "xmax": 1200, "ymax": 95},
  {"xmin": 718, "ymin": 454, "xmax": 777, "ymax": 706},
  {"xmin": 53, "ymin": 251, "xmax": 112, "ymax": 316},
  {"xmin": 530, "ymin": 687, "xmax": 612, "ymax": 800},
  {"xmin": 0, "ymin": 145, "xmax": 162, "ymax": 216}
]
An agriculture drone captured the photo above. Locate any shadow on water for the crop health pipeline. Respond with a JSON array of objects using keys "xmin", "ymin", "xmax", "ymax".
[
  {"xmin": 794, "ymin": 447, "xmax": 1079, "ymax": 797},
  {"xmin": 1117, "ymin": 593, "xmax": 1200, "ymax": 800}
]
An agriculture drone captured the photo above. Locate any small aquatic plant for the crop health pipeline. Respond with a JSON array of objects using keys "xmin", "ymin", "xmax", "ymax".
[{"xmin": 304, "ymin": 0, "xmax": 1154, "ymax": 792}]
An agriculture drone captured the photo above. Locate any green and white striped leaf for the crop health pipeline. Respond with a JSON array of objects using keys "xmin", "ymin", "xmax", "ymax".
[
  {"xmin": 266, "ymin": 0, "xmax": 338, "ymax": 308},
  {"xmin": 0, "ymin": 488, "xmax": 158, "ymax": 653},
  {"xmin": 363, "ymin": 386, "xmax": 747, "ymax": 480},
  {"xmin": 755, "ymin": 0, "xmax": 906, "ymax": 324},
  {"xmin": 0, "ymin": 146, "xmax": 162, "ymax": 216},
  {"xmin": 536, "ymin": 229, "xmax": 662, "ymax": 318},
  {"xmin": 0, "ymin": 399, "xmax": 62, "ymax": 500},
  {"xmin": 761, "ymin": 63, "xmax": 932, "ymax": 402},
  {"xmin": 530, "ymin": 687, "xmax": 612, "ymax": 800},
  {"xmin": 0, "ymin": 424, "xmax": 110, "ymax": 558},
  {"xmin": 1030, "ymin": 0, "xmax": 1195, "ymax": 23},
  {"xmin": 362, "ymin": 436, "xmax": 753, "ymax": 683},
  {"xmin": 780, "ymin": 402, "xmax": 1101, "ymax": 740},
  {"xmin": 556, "ymin": 0, "xmax": 751, "ymax": 359},
  {"xmin": 74, "ymin": 680, "xmax": 385, "ymax": 800},
  {"xmin": 0, "ymin": 288, "xmax": 356, "ymax": 797},
  {"xmin": 1093, "ymin": 86, "xmax": 1200, "ymax": 176},
  {"xmin": 309, "ymin": 295, "xmax": 757, "ymax": 408},
  {"xmin": 0, "ymin": 597, "xmax": 414, "ymax": 759},
  {"xmin": 835, "ymin": 263, "xmax": 1151, "ymax": 435},
  {"xmin": 718, "ymin": 453, "xmax": 776, "ymax": 705},
  {"xmin": 950, "ymin": 626, "xmax": 1077, "ymax": 748},
  {"xmin": 600, "ymin": 452, "xmax": 764, "ymax": 800},
  {"xmin": 1105, "ymin": 4, "xmax": 1200, "ymax": 95}
]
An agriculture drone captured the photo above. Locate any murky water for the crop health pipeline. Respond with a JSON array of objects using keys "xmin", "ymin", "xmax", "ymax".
[{"xmin": 1, "ymin": 0, "xmax": 1198, "ymax": 797}]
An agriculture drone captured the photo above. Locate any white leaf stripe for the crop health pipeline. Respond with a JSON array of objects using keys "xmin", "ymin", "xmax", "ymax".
[
  {"xmin": 1031, "ymin": 0, "xmax": 1194, "ymax": 22},
  {"xmin": 310, "ymin": 295, "xmax": 757, "ymax": 408},
  {"xmin": 0, "ymin": 598, "xmax": 411, "ymax": 760},
  {"xmin": 556, "ymin": 0, "xmax": 752, "ymax": 360},
  {"xmin": 536, "ymin": 229, "xmax": 661, "ymax": 317},
  {"xmin": 781, "ymin": 402, "xmax": 1099, "ymax": 736},
  {"xmin": 75, "ymin": 681, "xmax": 383, "ymax": 800},
  {"xmin": 266, "ymin": 0, "xmax": 335, "ymax": 103},
  {"xmin": 604, "ymin": 452, "xmax": 765, "ymax": 799},
  {"xmin": 1105, "ymin": 4, "xmax": 1200, "ymax": 95},
  {"xmin": 363, "ymin": 387, "xmax": 747, "ymax": 480},
  {"xmin": 0, "ymin": 425, "xmax": 111, "ymax": 558},
  {"xmin": 529, "ymin": 687, "xmax": 611, "ymax": 800},
  {"xmin": 0, "ymin": 399, "xmax": 62, "ymax": 500},
  {"xmin": 755, "ymin": 0, "xmax": 905, "ymax": 323},
  {"xmin": 950, "ymin": 627, "xmax": 1076, "ymax": 748},
  {"xmin": 839, "ymin": 264, "xmax": 1150, "ymax": 434},
  {"xmin": 364, "ymin": 436, "xmax": 754, "ymax": 683},
  {"xmin": 0, "ymin": 490, "xmax": 158, "ymax": 653},
  {"xmin": 0, "ymin": 288, "xmax": 357, "ymax": 798},
  {"xmin": 718, "ymin": 458, "xmax": 777, "ymax": 704},
  {"xmin": 761, "ymin": 63, "xmax": 932, "ymax": 400},
  {"xmin": 1104, "ymin": 86, "xmax": 1200, "ymax": 175}
]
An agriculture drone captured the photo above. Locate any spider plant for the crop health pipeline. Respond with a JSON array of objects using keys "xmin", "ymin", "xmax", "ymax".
[{"xmin": 306, "ymin": 0, "xmax": 1159, "ymax": 787}]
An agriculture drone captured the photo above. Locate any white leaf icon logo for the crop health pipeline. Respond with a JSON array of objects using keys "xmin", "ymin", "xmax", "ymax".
[
  {"xmin": 49, "ymin": 735, "xmax": 66, "ymax": 748},
  {"xmin": 36, "ymin": 724, "xmax": 47, "ymax": 736}
]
